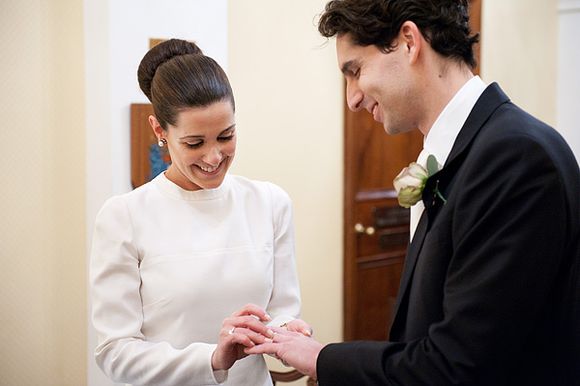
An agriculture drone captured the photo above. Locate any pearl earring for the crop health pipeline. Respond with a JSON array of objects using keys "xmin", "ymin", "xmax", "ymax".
[{"xmin": 158, "ymin": 138, "xmax": 167, "ymax": 147}]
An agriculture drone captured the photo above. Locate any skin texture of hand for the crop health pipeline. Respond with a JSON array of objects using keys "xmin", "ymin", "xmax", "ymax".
[
  {"xmin": 284, "ymin": 318, "xmax": 313, "ymax": 337},
  {"xmin": 244, "ymin": 327, "xmax": 324, "ymax": 380},
  {"xmin": 211, "ymin": 304, "xmax": 275, "ymax": 371}
]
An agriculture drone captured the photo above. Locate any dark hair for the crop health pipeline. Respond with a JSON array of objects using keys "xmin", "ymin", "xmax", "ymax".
[
  {"xmin": 318, "ymin": 0, "xmax": 479, "ymax": 68},
  {"xmin": 137, "ymin": 39, "xmax": 235, "ymax": 129}
]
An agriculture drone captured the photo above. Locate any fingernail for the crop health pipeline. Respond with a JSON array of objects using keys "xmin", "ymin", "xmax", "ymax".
[
  {"xmin": 265, "ymin": 313, "xmax": 272, "ymax": 321},
  {"xmin": 303, "ymin": 329, "xmax": 312, "ymax": 336},
  {"xmin": 264, "ymin": 338, "xmax": 273, "ymax": 343},
  {"xmin": 267, "ymin": 329, "xmax": 274, "ymax": 338}
]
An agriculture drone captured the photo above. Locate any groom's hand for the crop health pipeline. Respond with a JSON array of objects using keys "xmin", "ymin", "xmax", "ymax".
[
  {"xmin": 283, "ymin": 318, "xmax": 313, "ymax": 337},
  {"xmin": 244, "ymin": 327, "xmax": 324, "ymax": 380}
]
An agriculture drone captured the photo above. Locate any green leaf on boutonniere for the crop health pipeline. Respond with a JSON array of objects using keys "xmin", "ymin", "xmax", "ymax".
[{"xmin": 426, "ymin": 154, "xmax": 439, "ymax": 176}]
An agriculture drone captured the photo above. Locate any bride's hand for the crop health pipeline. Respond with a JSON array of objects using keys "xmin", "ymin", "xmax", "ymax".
[{"xmin": 211, "ymin": 304, "xmax": 275, "ymax": 371}]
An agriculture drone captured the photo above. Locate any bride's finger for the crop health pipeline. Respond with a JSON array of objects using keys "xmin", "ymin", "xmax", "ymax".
[
  {"xmin": 224, "ymin": 327, "xmax": 256, "ymax": 348},
  {"xmin": 228, "ymin": 326, "xmax": 273, "ymax": 345},
  {"xmin": 223, "ymin": 315, "xmax": 274, "ymax": 338},
  {"xmin": 231, "ymin": 303, "xmax": 271, "ymax": 322}
]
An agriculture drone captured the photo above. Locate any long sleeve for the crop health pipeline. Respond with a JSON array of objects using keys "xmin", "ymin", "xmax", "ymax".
[
  {"xmin": 265, "ymin": 183, "xmax": 301, "ymax": 327},
  {"xmin": 90, "ymin": 196, "xmax": 223, "ymax": 386}
]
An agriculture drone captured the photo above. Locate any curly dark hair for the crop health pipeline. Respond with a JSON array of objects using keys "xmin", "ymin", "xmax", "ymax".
[
  {"xmin": 137, "ymin": 39, "xmax": 234, "ymax": 130},
  {"xmin": 318, "ymin": 0, "xmax": 479, "ymax": 68}
]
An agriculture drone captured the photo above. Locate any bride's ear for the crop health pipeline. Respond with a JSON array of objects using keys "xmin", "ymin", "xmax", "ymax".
[{"xmin": 148, "ymin": 115, "xmax": 165, "ymax": 140}]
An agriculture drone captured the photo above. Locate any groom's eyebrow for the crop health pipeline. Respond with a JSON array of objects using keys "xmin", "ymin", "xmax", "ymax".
[{"xmin": 341, "ymin": 60, "xmax": 358, "ymax": 76}]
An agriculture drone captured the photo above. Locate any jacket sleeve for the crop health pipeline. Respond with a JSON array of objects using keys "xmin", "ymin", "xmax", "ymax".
[
  {"xmin": 265, "ymin": 183, "xmax": 301, "ymax": 327},
  {"xmin": 318, "ymin": 132, "xmax": 571, "ymax": 385},
  {"xmin": 90, "ymin": 196, "xmax": 225, "ymax": 386}
]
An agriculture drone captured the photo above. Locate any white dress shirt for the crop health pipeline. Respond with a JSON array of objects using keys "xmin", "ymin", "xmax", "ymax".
[
  {"xmin": 90, "ymin": 172, "xmax": 301, "ymax": 386},
  {"xmin": 409, "ymin": 76, "xmax": 487, "ymax": 240}
]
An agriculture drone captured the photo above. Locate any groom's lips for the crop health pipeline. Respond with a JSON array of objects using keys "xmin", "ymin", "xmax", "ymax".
[{"xmin": 372, "ymin": 104, "xmax": 381, "ymax": 122}]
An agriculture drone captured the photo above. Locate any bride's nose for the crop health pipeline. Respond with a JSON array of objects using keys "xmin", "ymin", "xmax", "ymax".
[{"xmin": 202, "ymin": 146, "xmax": 223, "ymax": 166}]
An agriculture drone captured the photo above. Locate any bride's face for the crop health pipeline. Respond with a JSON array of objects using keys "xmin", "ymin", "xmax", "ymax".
[{"xmin": 158, "ymin": 100, "xmax": 236, "ymax": 191}]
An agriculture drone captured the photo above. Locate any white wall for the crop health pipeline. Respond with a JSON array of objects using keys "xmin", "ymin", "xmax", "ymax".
[
  {"xmin": 85, "ymin": 1, "xmax": 228, "ymax": 384},
  {"xmin": 557, "ymin": 0, "xmax": 580, "ymax": 158}
]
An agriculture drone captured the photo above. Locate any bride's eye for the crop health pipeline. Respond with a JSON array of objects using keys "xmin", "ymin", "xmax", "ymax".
[{"xmin": 185, "ymin": 141, "xmax": 203, "ymax": 149}]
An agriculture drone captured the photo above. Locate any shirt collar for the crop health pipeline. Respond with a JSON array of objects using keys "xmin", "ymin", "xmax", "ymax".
[{"xmin": 423, "ymin": 75, "xmax": 487, "ymax": 168}]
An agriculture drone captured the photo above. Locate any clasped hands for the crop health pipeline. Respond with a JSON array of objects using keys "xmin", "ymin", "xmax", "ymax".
[{"xmin": 211, "ymin": 303, "xmax": 323, "ymax": 380}]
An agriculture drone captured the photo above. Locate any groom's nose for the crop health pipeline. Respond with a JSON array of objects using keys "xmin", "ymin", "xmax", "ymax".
[{"xmin": 346, "ymin": 79, "xmax": 364, "ymax": 112}]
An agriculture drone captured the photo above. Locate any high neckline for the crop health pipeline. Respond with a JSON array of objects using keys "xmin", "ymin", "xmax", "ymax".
[{"xmin": 153, "ymin": 172, "xmax": 230, "ymax": 201}]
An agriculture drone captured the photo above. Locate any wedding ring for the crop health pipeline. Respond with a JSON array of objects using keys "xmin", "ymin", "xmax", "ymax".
[{"xmin": 228, "ymin": 327, "xmax": 235, "ymax": 335}]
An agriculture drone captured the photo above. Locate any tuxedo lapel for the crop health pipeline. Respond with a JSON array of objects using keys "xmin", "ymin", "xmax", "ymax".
[
  {"xmin": 389, "ymin": 83, "xmax": 511, "ymax": 340},
  {"xmin": 444, "ymin": 83, "xmax": 510, "ymax": 167},
  {"xmin": 390, "ymin": 210, "xmax": 430, "ymax": 338}
]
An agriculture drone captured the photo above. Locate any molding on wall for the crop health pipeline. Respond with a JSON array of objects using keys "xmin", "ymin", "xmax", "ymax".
[{"xmin": 559, "ymin": 1, "xmax": 580, "ymax": 13}]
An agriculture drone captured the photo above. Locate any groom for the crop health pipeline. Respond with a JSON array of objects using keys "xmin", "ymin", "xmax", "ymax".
[{"xmin": 247, "ymin": 0, "xmax": 580, "ymax": 385}]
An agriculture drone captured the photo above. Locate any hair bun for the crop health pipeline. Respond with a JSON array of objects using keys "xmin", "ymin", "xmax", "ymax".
[{"xmin": 137, "ymin": 39, "xmax": 203, "ymax": 101}]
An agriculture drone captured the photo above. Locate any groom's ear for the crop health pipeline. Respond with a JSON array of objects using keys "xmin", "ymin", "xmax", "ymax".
[{"xmin": 399, "ymin": 20, "xmax": 423, "ymax": 65}]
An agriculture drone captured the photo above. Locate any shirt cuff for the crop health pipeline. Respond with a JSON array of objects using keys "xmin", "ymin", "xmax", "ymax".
[
  {"xmin": 212, "ymin": 369, "xmax": 228, "ymax": 384},
  {"xmin": 208, "ymin": 344, "xmax": 229, "ymax": 384}
]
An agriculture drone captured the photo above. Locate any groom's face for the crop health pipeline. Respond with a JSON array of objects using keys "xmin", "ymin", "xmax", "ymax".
[{"xmin": 336, "ymin": 33, "xmax": 418, "ymax": 135}]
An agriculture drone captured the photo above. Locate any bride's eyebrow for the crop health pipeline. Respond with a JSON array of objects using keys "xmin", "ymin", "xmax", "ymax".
[{"xmin": 179, "ymin": 124, "xmax": 236, "ymax": 140}]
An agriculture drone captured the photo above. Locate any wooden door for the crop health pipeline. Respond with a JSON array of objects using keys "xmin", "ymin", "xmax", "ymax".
[
  {"xmin": 344, "ymin": 103, "xmax": 422, "ymax": 341},
  {"xmin": 343, "ymin": 1, "xmax": 482, "ymax": 341}
]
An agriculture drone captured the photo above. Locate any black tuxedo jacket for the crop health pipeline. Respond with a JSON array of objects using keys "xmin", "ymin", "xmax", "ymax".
[{"xmin": 317, "ymin": 84, "xmax": 580, "ymax": 385}]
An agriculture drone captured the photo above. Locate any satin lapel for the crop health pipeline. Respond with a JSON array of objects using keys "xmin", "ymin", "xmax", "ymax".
[
  {"xmin": 444, "ymin": 83, "xmax": 510, "ymax": 167},
  {"xmin": 390, "ymin": 211, "xmax": 429, "ymax": 337},
  {"xmin": 389, "ymin": 83, "xmax": 510, "ymax": 339}
]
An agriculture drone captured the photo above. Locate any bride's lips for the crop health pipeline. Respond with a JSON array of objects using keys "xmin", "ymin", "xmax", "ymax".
[{"xmin": 195, "ymin": 158, "xmax": 227, "ymax": 176}]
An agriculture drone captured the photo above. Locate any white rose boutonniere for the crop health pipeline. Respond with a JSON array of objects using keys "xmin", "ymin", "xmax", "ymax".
[
  {"xmin": 394, "ymin": 155, "xmax": 444, "ymax": 208},
  {"xmin": 393, "ymin": 162, "xmax": 429, "ymax": 208}
]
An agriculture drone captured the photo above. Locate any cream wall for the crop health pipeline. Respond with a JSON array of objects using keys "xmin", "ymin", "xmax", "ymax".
[
  {"xmin": 227, "ymin": 0, "xmax": 344, "ymax": 342},
  {"xmin": 481, "ymin": 0, "xmax": 558, "ymax": 126},
  {"xmin": 227, "ymin": 1, "xmax": 343, "ymax": 381},
  {"xmin": 0, "ymin": 0, "xmax": 86, "ymax": 385},
  {"xmin": 557, "ymin": 0, "xmax": 580, "ymax": 158}
]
